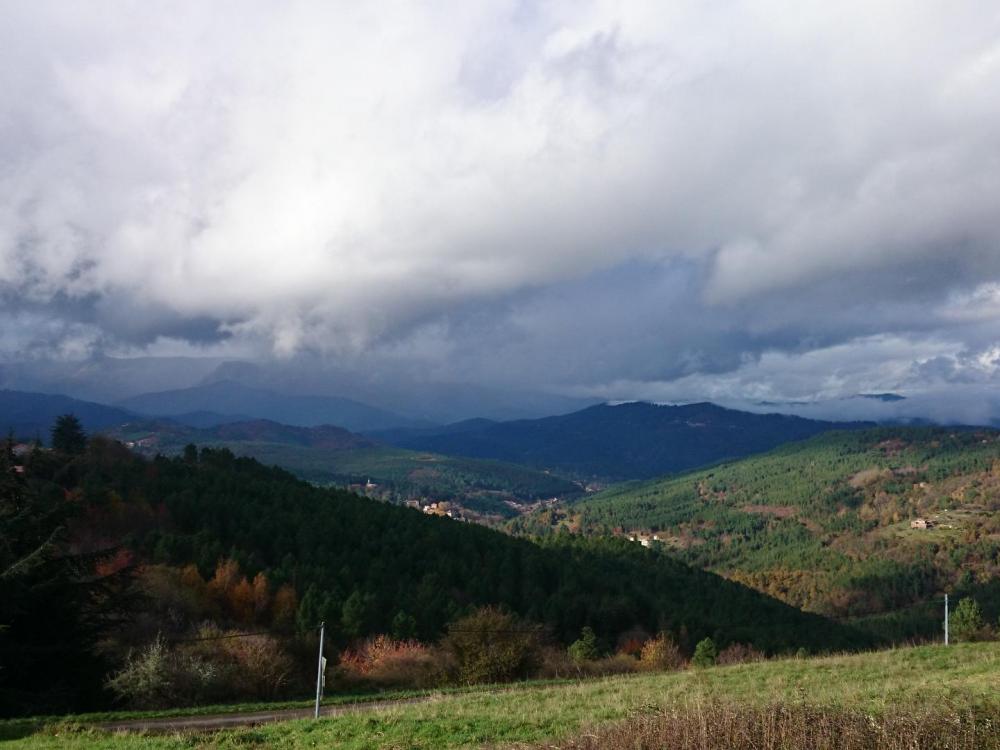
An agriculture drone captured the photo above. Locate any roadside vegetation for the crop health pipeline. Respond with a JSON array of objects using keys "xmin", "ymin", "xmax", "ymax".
[{"xmin": 3, "ymin": 642, "xmax": 998, "ymax": 749}]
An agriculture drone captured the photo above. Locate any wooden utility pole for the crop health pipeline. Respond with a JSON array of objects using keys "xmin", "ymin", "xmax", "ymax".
[
  {"xmin": 944, "ymin": 594, "xmax": 949, "ymax": 646},
  {"xmin": 314, "ymin": 621, "xmax": 326, "ymax": 719}
]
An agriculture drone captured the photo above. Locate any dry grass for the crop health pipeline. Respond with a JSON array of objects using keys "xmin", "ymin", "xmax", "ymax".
[{"xmin": 530, "ymin": 699, "xmax": 1000, "ymax": 750}]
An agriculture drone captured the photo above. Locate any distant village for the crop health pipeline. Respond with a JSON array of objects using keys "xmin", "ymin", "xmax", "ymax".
[{"xmin": 345, "ymin": 478, "xmax": 560, "ymax": 524}]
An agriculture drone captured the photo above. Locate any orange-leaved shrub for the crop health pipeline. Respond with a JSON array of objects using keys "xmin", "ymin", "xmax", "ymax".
[
  {"xmin": 638, "ymin": 632, "xmax": 686, "ymax": 671},
  {"xmin": 338, "ymin": 635, "xmax": 447, "ymax": 689}
]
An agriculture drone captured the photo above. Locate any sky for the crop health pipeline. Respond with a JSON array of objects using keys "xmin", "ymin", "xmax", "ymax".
[{"xmin": 2, "ymin": 1, "xmax": 1000, "ymax": 420}]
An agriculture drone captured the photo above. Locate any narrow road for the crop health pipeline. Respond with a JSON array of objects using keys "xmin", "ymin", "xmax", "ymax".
[{"xmin": 99, "ymin": 696, "xmax": 432, "ymax": 733}]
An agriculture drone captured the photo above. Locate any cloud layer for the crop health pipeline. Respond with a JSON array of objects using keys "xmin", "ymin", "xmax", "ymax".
[{"xmin": 2, "ymin": 1, "xmax": 1000, "ymax": 415}]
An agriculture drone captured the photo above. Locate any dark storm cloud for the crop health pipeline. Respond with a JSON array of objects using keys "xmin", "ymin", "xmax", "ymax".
[{"xmin": 1, "ymin": 1, "xmax": 1000, "ymax": 419}]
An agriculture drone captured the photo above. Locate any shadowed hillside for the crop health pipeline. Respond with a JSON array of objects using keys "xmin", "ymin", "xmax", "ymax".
[{"xmin": 375, "ymin": 402, "xmax": 871, "ymax": 480}]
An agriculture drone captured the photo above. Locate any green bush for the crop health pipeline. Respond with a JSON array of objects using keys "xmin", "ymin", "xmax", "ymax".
[
  {"xmin": 950, "ymin": 598, "xmax": 987, "ymax": 642},
  {"xmin": 442, "ymin": 607, "xmax": 543, "ymax": 684},
  {"xmin": 568, "ymin": 627, "xmax": 600, "ymax": 663},
  {"xmin": 692, "ymin": 637, "xmax": 717, "ymax": 668}
]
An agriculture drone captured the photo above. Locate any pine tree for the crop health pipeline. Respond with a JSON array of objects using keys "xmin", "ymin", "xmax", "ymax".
[
  {"xmin": 568, "ymin": 626, "xmax": 600, "ymax": 663},
  {"xmin": 50, "ymin": 414, "xmax": 87, "ymax": 454},
  {"xmin": 692, "ymin": 637, "xmax": 717, "ymax": 668},
  {"xmin": 391, "ymin": 610, "xmax": 418, "ymax": 640},
  {"xmin": 0, "ymin": 450, "xmax": 129, "ymax": 715}
]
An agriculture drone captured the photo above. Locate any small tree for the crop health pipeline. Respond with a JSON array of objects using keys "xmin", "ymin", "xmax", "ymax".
[
  {"xmin": 51, "ymin": 414, "xmax": 87, "ymax": 454},
  {"xmin": 950, "ymin": 598, "xmax": 985, "ymax": 642},
  {"xmin": 567, "ymin": 626, "xmax": 599, "ymax": 663},
  {"xmin": 639, "ymin": 632, "xmax": 685, "ymax": 671},
  {"xmin": 391, "ymin": 610, "xmax": 418, "ymax": 640},
  {"xmin": 692, "ymin": 637, "xmax": 717, "ymax": 668},
  {"xmin": 271, "ymin": 584, "xmax": 298, "ymax": 632},
  {"xmin": 341, "ymin": 590, "xmax": 373, "ymax": 641},
  {"xmin": 442, "ymin": 606, "xmax": 542, "ymax": 684}
]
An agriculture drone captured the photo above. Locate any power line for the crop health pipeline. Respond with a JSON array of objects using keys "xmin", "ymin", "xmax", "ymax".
[
  {"xmin": 170, "ymin": 630, "xmax": 273, "ymax": 643},
  {"xmin": 445, "ymin": 628, "xmax": 545, "ymax": 634}
]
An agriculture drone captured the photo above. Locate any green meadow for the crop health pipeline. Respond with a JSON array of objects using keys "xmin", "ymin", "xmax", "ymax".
[{"xmin": 5, "ymin": 642, "xmax": 998, "ymax": 749}]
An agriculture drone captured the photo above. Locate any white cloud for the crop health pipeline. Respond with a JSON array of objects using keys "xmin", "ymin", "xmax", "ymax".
[{"xmin": 1, "ymin": 1, "xmax": 999, "ymax": 412}]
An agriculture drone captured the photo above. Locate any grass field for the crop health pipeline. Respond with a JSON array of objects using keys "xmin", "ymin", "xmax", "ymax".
[{"xmin": 4, "ymin": 643, "xmax": 999, "ymax": 749}]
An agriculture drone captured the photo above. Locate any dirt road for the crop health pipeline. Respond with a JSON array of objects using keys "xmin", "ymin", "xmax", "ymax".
[{"xmin": 99, "ymin": 696, "xmax": 431, "ymax": 733}]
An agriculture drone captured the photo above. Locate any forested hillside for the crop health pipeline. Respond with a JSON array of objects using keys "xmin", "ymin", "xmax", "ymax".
[
  {"xmin": 105, "ymin": 418, "xmax": 579, "ymax": 513},
  {"xmin": 513, "ymin": 428, "xmax": 1000, "ymax": 639},
  {"xmin": 2, "ymin": 430, "xmax": 871, "ymax": 714},
  {"xmin": 377, "ymin": 401, "xmax": 869, "ymax": 480}
]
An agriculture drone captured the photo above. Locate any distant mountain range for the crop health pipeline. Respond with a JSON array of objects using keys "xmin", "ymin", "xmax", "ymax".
[
  {"xmin": 0, "ymin": 355, "xmax": 598, "ymax": 423},
  {"xmin": 374, "ymin": 401, "xmax": 874, "ymax": 480},
  {"xmin": 1, "ymin": 388, "xmax": 871, "ymax": 488},
  {"xmin": 115, "ymin": 380, "xmax": 423, "ymax": 432},
  {"xmin": 0, "ymin": 390, "xmax": 139, "ymax": 439}
]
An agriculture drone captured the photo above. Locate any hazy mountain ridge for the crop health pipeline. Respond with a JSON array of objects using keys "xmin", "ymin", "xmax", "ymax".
[
  {"xmin": 115, "ymin": 379, "xmax": 423, "ymax": 432},
  {"xmin": 379, "ymin": 401, "xmax": 874, "ymax": 480},
  {"xmin": 0, "ymin": 389, "xmax": 140, "ymax": 440}
]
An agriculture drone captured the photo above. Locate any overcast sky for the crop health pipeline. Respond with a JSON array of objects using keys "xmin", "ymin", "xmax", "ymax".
[{"xmin": 2, "ymin": 1, "xmax": 1000, "ymax": 418}]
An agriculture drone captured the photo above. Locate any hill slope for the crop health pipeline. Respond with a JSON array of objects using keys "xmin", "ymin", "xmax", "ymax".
[
  {"xmin": 516, "ymin": 427, "xmax": 1000, "ymax": 637},
  {"xmin": 116, "ymin": 380, "xmax": 421, "ymax": 432},
  {"xmin": 106, "ymin": 419, "xmax": 579, "ymax": 513},
  {"xmin": 13, "ymin": 442, "xmax": 869, "ymax": 654},
  {"xmin": 0, "ymin": 390, "xmax": 139, "ymax": 441},
  {"xmin": 377, "ymin": 401, "xmax": 870, "ymax": 480}
]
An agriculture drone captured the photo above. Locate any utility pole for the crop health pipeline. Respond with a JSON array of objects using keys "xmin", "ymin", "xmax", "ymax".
[
  {"xmin": 314, "ymin": 621, "xmax": 325, "ymax": 719},
  {"xmin": 944, "ymin": 595, "xmax": 949, "ymax": 646}
]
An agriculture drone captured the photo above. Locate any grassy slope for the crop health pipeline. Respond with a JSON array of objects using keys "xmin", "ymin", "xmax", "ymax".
[
  {"xmin": 516, "ymin": 427, "xmax": 1000, "ymax": 629},
  {"xmin": 7, "ymin": 643, "xmax": 1000, "ymax": 749}
]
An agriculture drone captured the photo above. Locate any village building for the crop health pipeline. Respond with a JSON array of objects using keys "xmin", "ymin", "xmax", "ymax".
[
  {"xmin": 627, "ymin": 533, "xmax": 661, "ymax": 548},
  {"xmin": 910, "ymin": 518, "xmax": 934, "ymax": 529},
  {"xmin": 12, "ymin": 443, "xmax": 34, "ymax": 457}
]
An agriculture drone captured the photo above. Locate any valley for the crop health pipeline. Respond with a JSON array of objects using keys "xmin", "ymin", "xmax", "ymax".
[
  {"xmin": 511, "ymin": 427, "xmax": 1000, "ymax": 639},
  {"xmin": 106, "ymin": 418, "xmax": 580, "ymax": 520},
  {"xmin": 5, "ymin": 395, "xmax": 999, "ymax": 742},
  {"xmin": 6, "ymin": 8, "xmax": 997, "ymax": 747}
]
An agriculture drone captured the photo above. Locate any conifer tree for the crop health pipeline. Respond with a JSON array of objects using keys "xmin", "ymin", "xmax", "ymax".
[{"xmin": 51, "ymin": 414, "xmax": 87, "ymax": 454}]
